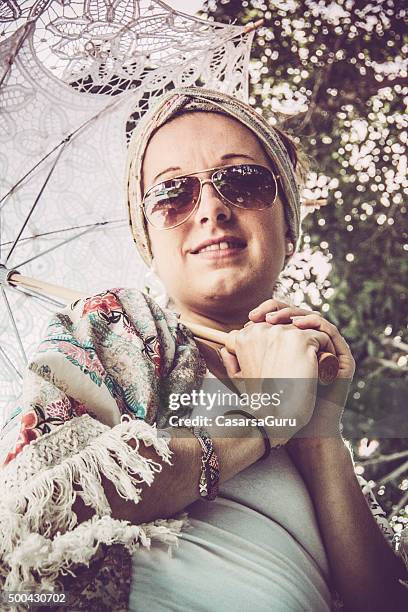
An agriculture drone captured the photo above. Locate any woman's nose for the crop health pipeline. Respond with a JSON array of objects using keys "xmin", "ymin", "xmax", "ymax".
[{"xmin": 195, "ymin": 180, "xmax": 232, "ymax": 225}]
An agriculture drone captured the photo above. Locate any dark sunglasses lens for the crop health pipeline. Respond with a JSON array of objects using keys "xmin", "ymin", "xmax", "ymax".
[
  {"xmin": 144, "ymin": 177, "xmax": 200, "ymax": 228},
  {"xmin": 214, "ymin": 165, "xmax": 277, "ymax": 209}
]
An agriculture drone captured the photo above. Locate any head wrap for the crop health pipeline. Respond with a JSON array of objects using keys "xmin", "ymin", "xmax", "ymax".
[{"xmin": 126, "ymin": 87, "xmax": 301, "ymax": 267}]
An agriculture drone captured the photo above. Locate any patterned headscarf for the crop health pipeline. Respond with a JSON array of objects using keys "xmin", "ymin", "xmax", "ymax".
[{"xmin": 125, "ymin": 87, "xmax": 301, "ymax": 267}]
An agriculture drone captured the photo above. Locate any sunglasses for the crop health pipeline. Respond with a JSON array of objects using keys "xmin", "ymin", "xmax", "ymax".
[{"xmin": 141, "ymin": 163, "xmax": 280, "ymax": 230}]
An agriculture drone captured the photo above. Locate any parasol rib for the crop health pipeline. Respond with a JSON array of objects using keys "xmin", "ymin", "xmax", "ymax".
[
  {"xmin": 0, "ymin": 21, "xmax": 35, "ymax": 89},
  {"xmin": 5, "ymin": 140, "xmax": 69, "ymax": 265},
  {"xmin": 243, "ymin": 19, "xmax": 264, "ymax": 33},
  {"xmin": 0, "ymin": 345, "xmax": 23, "ymax": 380},
  {"xmin": 0, "ymin": 96, "xmax": 126, "ymax": 210},
  {"xmin": 0, "ymin": 139, "xmax": 69, "ymax": 210},
  {"xmin": 0, "ymin": 220, "xmax": 125, "ymax": 248},
  {"xmin": 1, "ymin": 287, "xmax": 27, "ymax": 365},
  {"xmin": 14, "ymin": 225, "xmax": 102, "ymax": 269}
]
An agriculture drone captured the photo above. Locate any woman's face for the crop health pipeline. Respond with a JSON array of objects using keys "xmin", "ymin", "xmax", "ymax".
[{"xmin": 142, "ymin": 111, "xmax": 288, "ymax": 323}]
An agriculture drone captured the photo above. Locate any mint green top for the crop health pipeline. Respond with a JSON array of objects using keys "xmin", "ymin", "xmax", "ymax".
[
  {"xmin": 130, "ymin": 445, "xmax": 332, "ymax": 611},
  {"xmin": 130, "ymin": 372, "xmax": 333, "ymax": 611}
]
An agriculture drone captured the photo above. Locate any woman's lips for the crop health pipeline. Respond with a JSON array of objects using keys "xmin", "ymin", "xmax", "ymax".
[{"xmin": 191, "ymin": 245, "xmax": 247, "ymax": 259}]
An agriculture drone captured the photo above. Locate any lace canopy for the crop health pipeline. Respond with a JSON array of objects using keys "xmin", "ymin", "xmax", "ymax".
[{"xmin": 0, "ymin": 0, "xmax": 255, "ymax": 422}]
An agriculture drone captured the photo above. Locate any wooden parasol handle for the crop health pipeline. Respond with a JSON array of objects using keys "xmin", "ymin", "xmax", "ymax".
[
  {"xmin": 5, "ymin": 271, "xmax": 339, "ymax": 384},
  {"xmin": 181, "ymin": 319, "xmax": 339, "ymax": 386}
]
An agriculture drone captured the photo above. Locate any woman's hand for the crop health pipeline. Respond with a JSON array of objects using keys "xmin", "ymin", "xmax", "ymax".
[
  {"xmin": 220, "ymin": 317, "xmax": 336, "ymax": 446},
  {"xmin": 246, "ymin": 298, "xmax": 355, "ymax": 378},
  {"xmin": 222, "ymin": 320, "xmax": 336, "ymax": 380},
  {"xmin": 244, "ymin": 298, "xmax": 356, "ymax": 444}
]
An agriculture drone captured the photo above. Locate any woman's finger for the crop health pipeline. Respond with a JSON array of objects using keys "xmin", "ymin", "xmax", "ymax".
[
  {"xmin": 302, "ymin": 327, "xmax": 336, "ymax": 357},
  {"xmin": 219, "ymin": 347, "xmax": 241, "ymax": 378},
  {"xmin": 291, "ymin": 314, "xmax": 355, "ymax": 378},
  {"xmin": 248, "ymin": 299, "xmax": 291, "ymax": 322},
  {"xmin": 265, "ymin": 306, "xmax": 318, "ymax": 325},
  {"xmin": 219, "ymin": 348, "xmax": 255, "ymax": 396},
  {"xmin": 291, "ymin": 314, "xmax": 349, "ymax": 356}
]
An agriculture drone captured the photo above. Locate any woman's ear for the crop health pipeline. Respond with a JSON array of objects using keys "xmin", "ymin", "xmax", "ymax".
[{"xmin": 284, "ymin": 225, "xmax": 294, "ymax": 256}]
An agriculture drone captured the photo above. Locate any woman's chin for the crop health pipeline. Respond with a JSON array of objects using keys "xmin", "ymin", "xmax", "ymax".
[
  {"xmin": 170, "ymin": 267, "xmax": 278, "ymax": 315},
  {"xmin": 185, "ymin": 280, "xmax": 258, "ymax": 310}
]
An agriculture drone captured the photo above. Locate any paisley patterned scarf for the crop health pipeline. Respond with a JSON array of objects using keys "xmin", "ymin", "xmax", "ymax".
[{"xmin": 0, "ymin": 289, "xmax": 206, "ymax": 610}]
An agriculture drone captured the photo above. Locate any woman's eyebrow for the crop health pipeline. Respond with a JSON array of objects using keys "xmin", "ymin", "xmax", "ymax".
[
  {"xmin": 220, "ymin": 153, "xmax": 256, "ymax": 161},
  {"xmin": 152, "ymin": 166, "xmax": 181, "ymax": 184},
  {"xmin": 152, "ymin": 154, "xmax": 256, "ymax": 184}
]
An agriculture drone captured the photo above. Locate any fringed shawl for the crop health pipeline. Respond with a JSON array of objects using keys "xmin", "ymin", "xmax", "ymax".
[
  {"xmin": 1, "ymin": 288, "xmax": 407, "ymax": 609},
  {"xmin": 0, "ymin": 288, "xmax": 206, "ymax": 610}
]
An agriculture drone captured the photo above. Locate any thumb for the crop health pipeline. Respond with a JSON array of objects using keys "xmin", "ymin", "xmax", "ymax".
[{"xmin": 219, "ymin": 347, "xmax": 241, "ymax": 378}]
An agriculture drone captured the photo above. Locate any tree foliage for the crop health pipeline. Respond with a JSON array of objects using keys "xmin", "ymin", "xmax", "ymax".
[{"xmin": 202, "ymin": 0, "xmax": 408, "ymax": 534}]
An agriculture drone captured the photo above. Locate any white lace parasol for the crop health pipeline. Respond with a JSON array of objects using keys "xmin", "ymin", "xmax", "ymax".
[{"xmin": 0, "ymin": 0, "xmax": 259, "ymax": 422}]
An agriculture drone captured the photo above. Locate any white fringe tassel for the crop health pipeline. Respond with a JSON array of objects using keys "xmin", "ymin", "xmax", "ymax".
[{"xmin": 0, "ymin": 415, "xmax": 189, "ymax": 595}]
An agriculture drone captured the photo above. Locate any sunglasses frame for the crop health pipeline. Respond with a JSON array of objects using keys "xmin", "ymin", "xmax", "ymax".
[{"xmin": 141, "ymin": 163, "xmax": 280, "ymax": 230}]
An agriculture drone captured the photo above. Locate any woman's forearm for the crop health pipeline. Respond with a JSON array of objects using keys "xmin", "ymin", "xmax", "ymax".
[
  {"xmin": 73, "ymin": 422, "xmax": 265, "ymax": 525},
  {"xmin": 288, "ymin": 437, "xmax": 408, "ymax": 612}
]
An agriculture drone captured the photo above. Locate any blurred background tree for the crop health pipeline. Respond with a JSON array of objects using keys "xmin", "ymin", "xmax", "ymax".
[{"xmin": 201, "ymin": 0, "xmax": 407, "ymax": 538}]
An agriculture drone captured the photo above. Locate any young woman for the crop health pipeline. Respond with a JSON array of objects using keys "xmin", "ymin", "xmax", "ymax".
[{"xmin": 0, "ymin": 88, "xmax": 406, "ymax": 612}]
